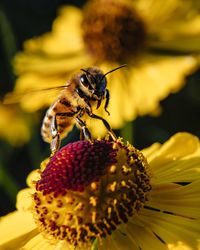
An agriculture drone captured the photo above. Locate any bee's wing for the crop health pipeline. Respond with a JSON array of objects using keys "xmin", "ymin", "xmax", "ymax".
[{"xmin": 3, "ymin": 85, "xmax": 69, "ymax": 105}]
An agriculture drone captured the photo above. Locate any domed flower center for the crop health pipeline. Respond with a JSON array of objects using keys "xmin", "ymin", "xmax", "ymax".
[
  {"xmin": 33, "ymin": 139, "xmax": 151, "ymax": 248},
  {"xmin": 82, "ymin": 0, "xmax": 147, "ymax": 63},
  {"xmin": 36, "ymin": 140, "xmax": 116, "ymax": 195}
]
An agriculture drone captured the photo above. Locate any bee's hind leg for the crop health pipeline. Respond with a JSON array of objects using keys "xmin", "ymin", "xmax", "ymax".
[
  {"xmin": 50, "ymin": 115, "xmax": 61, "ymax": 154},
  {"xmin": 75, "ymin": 117, "xmax": 91, "ymax": 141}
]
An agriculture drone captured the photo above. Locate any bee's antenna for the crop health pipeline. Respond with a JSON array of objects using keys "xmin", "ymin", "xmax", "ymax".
[{"xmin": 101, "ymin": 64, "xmax": 127, "ymax": 81}]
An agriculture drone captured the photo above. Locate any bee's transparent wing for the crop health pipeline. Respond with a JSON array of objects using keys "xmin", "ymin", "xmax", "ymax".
[{"xmin": 3, "ymin": 85, "xmax": 69, "ymax": 105}]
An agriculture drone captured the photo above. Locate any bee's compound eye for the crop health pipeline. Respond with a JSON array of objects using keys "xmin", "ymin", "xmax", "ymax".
[{"xmin": 80, "ymin": 74, "xmax": 89, "ymax": 87}]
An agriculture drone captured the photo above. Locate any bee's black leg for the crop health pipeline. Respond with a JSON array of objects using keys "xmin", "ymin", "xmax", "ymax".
[
  {"xmin": 87, "ymin": 113, "xmax": 117, "ymax": 140},
  {"xmin": 104, "ymin": 89, "xmax": 110, "ymax": 115},
  {"xmin": 75, "ymin": 117, "xmax": 91, "ymax": 141}
]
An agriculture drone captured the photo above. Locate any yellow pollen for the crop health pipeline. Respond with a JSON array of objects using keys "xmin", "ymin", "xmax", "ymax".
[
  {"xmin": 89, "ymin": 196, "xmax": 98, "ymax": 207},
  {"xmin": 120, "ymin": 180, "xmax": 127, "ymax": 187},
  {"xmin": 113, "ymin": 199, "xmax": 118, "ymax": 205},
  {"xmin": 107, "ymin": 206, "xmax": 112, "ymax": 215},
  {"xmin": 75, "ymin": 202, "xmax": 84, "ymax": 211},
  {"xmin": 91, "ymin": 211, "xmax": 98, "ymax": 223},
  {"xmin": 129, "ymin": 156, "xmax": 136, "ymax": 164},
  {"xmin": 121, "ymin": 165, "xmax": 132, "ymax": 175},
  {"xmin": 107, "ymin": 181, "xmax": 117, "ymax": 192},
  {"xmin": 90, "ymin": 181, "xmax": 98, "ymax": 191},
  {"xmin": 109, "ymin": 164, "xmax": 117, "ymax": 174}
]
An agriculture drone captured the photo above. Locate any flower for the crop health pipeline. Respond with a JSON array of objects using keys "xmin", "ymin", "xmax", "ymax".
[
  {"xmin": 10, "ymin": 0, "xmax": 200, "ymax": 136},
  {"xmin": 0, "ymin": 132, "xmax": 200, "ymax": 249},
  {"xmin": 0, "ymin": 103, "xmax": 30, "ymax": 146}
]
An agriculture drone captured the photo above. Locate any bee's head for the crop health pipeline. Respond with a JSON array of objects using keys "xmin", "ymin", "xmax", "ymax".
[
  {"xmin": 79, "ymin": 65, "xmax": 126, "ymax": 100},
  {"xmin": 80, "ymin": 67, "xmax": 107, "ymax": 100}
]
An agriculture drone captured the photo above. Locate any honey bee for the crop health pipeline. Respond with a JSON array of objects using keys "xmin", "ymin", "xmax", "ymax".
[{"xmin": 4, "ymin": 65, "xmax": 126, "ymax": 153}]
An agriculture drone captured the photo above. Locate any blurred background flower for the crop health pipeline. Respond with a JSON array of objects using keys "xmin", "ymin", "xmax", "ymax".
[
  {"xmin": 9, "ymin": 0, "xmax": 200, "ymax": 137},
  {"xmin": 0, "ymin": 0, "xmax": 200, "ymax": 222}
]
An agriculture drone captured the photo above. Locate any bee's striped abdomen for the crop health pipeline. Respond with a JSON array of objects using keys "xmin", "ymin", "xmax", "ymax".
[{"xmin": 41, "ymin": 98, "xmax": 76, "ymax": 143}]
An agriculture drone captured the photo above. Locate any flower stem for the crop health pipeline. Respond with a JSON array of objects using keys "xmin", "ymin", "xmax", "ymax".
[{"xmin": 120, "ymin": 121, "xmax": 134, "ymax": 144}]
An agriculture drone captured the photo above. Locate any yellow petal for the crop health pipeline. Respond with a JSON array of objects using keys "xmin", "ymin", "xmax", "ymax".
[
  {"xmin": 100, "ymin": 222, "xmax": 167, "ymax": 250},
  {"xmin": 0, "ymin": 211, "xmax": 37, "ymax": 246},
  {"xmin": 134, "ymin": 208, "xmax": 200, "ymax": 250},
  {"xmin": 152, "ymin": 132, "xmax": 199, "ymax": 160},
  {"xmin": 142, "ymin": 142, "xmax": 161, "ymax": 159},
  {"xmin": 148, "ymin": 181, "xmax": 200, "ymax": 218},
  {"xmin": 22, "ymin": 234, "xmax": 64, "ymax": 250},
  {"xmin": 22, "ymin": 234, "xmax": 88, "ymax": 250},
  {"xmin": 146, "ymin": 132, "xmax": 200, "ymax": 183}
]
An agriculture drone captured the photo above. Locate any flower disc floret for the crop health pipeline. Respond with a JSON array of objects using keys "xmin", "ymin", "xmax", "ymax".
[
  {"xmin": 33, "ymin": 139, "xmax": 151, "ymax": 248},
  {"xmin": 36, "ymin": 140, "xmax": 116, "ymax": 195}
]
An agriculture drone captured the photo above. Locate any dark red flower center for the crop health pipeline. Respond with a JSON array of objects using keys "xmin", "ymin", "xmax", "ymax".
[{"xmin": 36, "ymin": 140, "xmax": 117, "ymax": 196}]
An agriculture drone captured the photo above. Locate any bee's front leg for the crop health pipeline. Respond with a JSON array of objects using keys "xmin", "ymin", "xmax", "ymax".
[
  {"xmin": 87, "ymin": 112, "xmax": 117, "ymax": 141},
  {"xmin": 50, "ymin": 114, "xmax": 61, "ymax": 154}
]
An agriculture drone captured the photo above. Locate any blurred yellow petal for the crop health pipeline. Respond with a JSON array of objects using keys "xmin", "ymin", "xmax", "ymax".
[
  {"xmin": 142, "ymin": 142, "xmax": 161, "ymax": 159},
  {"xmin": 8, "ymin": 0, "xmax": 200, "ymax": 143},
  {"xmin": 87, "ymin": 54, "xmax": 197, "ymax": 138},
  {"xmin": 127, "ymin": 55, "xmax": 198, "ymax": 118},
  {"xmin": 0, "ymin": 104, "xmax": 30, "ymax": 146},
  {"xmin": 149, "ymin": 36, "xmax": 200, "ymax": 53},
  {"xmin": 168, "ymin": 241, "xmax": 200, "ymax": 250},
  {"xmin": 23, "ymin": 6, "xmax": 84, "ymax": 55},
  {"xmin": 137, "ymin": 0, "xmax": 200, "ymax": 38},
  {"xmin": 16, "ymin": 188, "xmax": 34, "ymax": 211},
  {"xmin": 14, "ymin": 50, "xmax": 91, "ymax": 75}
]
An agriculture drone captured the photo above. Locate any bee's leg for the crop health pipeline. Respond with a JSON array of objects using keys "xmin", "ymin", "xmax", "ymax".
[
  {"xmin": 50, "ymin": 114, "xmax": 61, "ymax": 154},
  {"xmin": 50, "ymin": 111, "xmax": 78, "ymax": 153},
  {"xmin": 75, "ymin": 117, "xmax": 91, "ymax": 141},
  {"xmin": 88, "ymin": 113, "xmax": 117, "ymax": 140},
  {"xmin": 79, "ymin": 129, "xmax": 84, "ymax": 140},
  {"xmin": 104, "ymin": 89, "xmax": 110, "ymax": 115}
]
